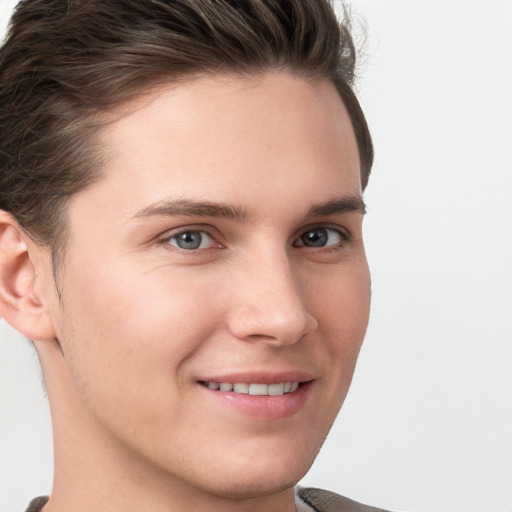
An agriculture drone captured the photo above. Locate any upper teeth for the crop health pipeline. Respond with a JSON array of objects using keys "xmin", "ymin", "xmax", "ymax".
[{"xmin": 204, "ymin": 381, "xmax": 299, "ymax": 396}]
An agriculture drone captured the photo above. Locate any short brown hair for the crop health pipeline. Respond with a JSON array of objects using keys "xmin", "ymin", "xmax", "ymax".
[{"xmin": 0, "ymin": 0, "xmax": 373, "ymax": 261}]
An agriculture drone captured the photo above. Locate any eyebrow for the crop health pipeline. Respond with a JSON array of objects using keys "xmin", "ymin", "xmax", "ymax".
[
  {"xmin": 306, "ymin": 195, "xmax": 367, "ymax": 217},
  {"xmin": 133, "ymin": 199, "xmax": 249, "ymax": 221},
  {"xmin": 132, "ymin": 195, "xmax": 366, "ymax": 221}
]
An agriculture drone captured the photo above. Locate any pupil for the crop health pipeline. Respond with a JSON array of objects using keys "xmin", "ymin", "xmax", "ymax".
[
  {"xmin": 302, "ymin": 229, "xmax": 327, "ymax": 247},
  {"xmin": 177, "ymin": 231, "xmax": 201, "ymax": 249}
]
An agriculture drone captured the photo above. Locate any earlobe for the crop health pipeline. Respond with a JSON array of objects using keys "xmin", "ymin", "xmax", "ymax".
[{"xmin": 0, "ymin": 211, "xmax": 56, "ymax": 341}]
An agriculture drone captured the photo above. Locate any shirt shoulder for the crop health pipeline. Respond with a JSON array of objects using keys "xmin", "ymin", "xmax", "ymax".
[
  {"xmin": 26, "ymin": 490, "xmax": 392, "ymax": 512},
  {"xmin": 24, "ymin": 496, "xmax": 49, "ymax": 512},
  {"xmin": 297, "ymin": 486, "xmax": 393, "ymax": 512}
]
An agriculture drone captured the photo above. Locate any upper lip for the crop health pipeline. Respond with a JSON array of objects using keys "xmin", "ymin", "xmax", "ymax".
[{"xmin": 196, "ymin": 370, "xmax": 315, "ymax": 384}]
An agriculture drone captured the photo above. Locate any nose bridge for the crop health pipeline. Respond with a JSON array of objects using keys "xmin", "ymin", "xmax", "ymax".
[{"xmin": 227, "ymin": 244, "xmax": 317, "ymax": 345}]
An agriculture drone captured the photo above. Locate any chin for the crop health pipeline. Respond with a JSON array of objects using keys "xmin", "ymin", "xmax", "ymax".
[
  {"xmin": 192, "ymin": 437, "xmax": 318, "ymax": 500},
  {"xmin": 202, "ymin": 469, "xmax": 303, "ymax": 501}
]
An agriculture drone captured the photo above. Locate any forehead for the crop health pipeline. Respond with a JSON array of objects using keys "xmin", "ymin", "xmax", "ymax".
[{"xmin": 71, "ymin": 72, "xmax": 361, "ymax": 223}]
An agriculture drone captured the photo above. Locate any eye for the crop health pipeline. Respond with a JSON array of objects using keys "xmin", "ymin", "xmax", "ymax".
[
  {"xmin": 294, "ymin": 227, "xmax": 346, "ymax": 248},
  {"xmin": 165, "ymin": 230, "xmax": 218, "ymax": 251}
]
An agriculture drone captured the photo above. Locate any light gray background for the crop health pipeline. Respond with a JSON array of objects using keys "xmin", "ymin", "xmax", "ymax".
[{"xmin": 1, "ymin": 1, "xmax": 511, "ymax": 511}]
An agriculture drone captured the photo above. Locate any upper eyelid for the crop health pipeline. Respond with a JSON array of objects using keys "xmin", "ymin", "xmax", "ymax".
[{"xmin": 158, "ymin": 224, "xmax": 220, "ymax": 241}]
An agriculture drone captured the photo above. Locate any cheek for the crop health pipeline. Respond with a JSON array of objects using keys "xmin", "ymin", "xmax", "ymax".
[
  {"xmin": 312, "ymin": 260, "xmax": 371, "ymax": 353},
  {"xmin": 300, "ymin": 263, "xmax": 371, "ymax": 449},
  {"xmin": 54, "ymin": 268, "xmax": 230, "ymax": 453},
  {"xmin": 57, "ymin": 257, "xmax": 222, "ymax": 404},
  {"xmin": 310, "ymin": 262, "xmax": 370, "ymax": 419}
]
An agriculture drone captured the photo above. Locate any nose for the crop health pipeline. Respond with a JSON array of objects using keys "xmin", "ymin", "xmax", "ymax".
[{"xmin": 226, "ymin": 250, "xmax": 318, "ymax": 347}]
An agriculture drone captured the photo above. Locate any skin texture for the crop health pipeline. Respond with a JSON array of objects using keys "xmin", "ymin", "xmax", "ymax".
[{"xmin": 0, "ymin": 72, "xmax": 370, "ymax": 512}]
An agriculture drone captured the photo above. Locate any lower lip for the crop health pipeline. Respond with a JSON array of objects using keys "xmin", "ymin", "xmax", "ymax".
[{"xmin": 199, "ymin": 381, "xmax": 312, "ymax": 420}]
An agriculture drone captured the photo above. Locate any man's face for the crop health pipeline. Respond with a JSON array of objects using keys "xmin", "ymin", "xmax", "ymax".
[{"xmin": 44, "ymin": 72, "xmax": 370, "ymax": 498}]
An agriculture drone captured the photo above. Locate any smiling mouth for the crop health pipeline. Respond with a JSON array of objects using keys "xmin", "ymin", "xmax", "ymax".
[{"xmin": 199, "ymin": 381, "xmax": 300, "ymax": 396}]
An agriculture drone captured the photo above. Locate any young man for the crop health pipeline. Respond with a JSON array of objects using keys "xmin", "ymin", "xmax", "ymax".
[{"xmin": 0, "ymin": 1, "xmax": 385, "ymax": 511}]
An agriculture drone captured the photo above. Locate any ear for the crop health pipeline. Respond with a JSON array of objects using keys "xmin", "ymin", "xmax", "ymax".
[{"xmin": 0, "ymin": 211, "xmax": 57, "ymax": 341}]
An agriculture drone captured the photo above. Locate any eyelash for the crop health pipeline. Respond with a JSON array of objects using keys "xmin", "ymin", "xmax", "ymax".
[{"xmin": 159, "ymin": 225, "xmax": 349, "ymax": 253}]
